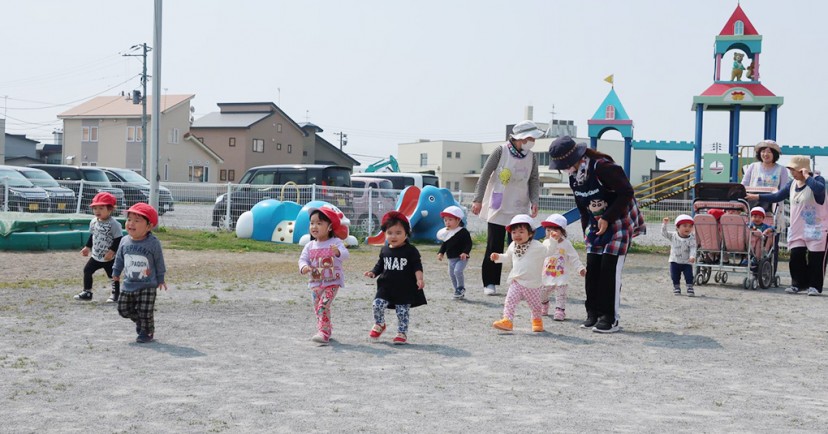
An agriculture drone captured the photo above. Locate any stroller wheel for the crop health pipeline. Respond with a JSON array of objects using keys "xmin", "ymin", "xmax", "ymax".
[
  {"xmin": 702, "ymin": 267, "xmax": 712, "ymax": 284},
  {"xmin": 743, "ymin": 277, "xmax": 750, "ymax": 289},
  {"xmin": 758, "ymin": 259, "xmax": 773, "ymax": 289},
  {"xmin": 721, "ymin": 272, "xmax": 728, "ymax": 284},
  {"xmin": 714, "ymin": 272, "xmax": 721, "ymax": 283}
]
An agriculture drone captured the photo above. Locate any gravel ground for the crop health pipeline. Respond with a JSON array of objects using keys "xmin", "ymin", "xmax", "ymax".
[{"xmin": 2, "ymin": 240, "xmax": 827, "ymax": 433}]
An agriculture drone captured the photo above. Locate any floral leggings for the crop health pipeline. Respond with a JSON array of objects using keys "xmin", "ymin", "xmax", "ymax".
[
  {"xmin": 372, "ymin": 298, "xmax": 411, "ymax": 333},
  {"xmin": 503, "ymin": 280, "xmax": 543, "ymax": 321},
  {"xmin": 312, "ymin": 285, "xmax": 339, "ymax": 339}
]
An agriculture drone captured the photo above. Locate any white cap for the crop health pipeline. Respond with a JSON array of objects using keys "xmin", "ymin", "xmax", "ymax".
[
  {"xmin": 440, "ymin": 205, "xmax": 464, "ymax": 220},
  {"xmin": 510, "ymin": 120, "xmax": 545, "ymax": 140},
  {"xmin": 506, "ymin": 214, "xmax": 537, "ymax": 231},
  {"xmin": 750, "ymin": 206, "xmax": 766, "ymax": 217},
  {"xmin": 675, "ymin": 214, "xmax": 694, "ymax": 227},
  {"xmin": 541, "ymin": 213, "xmax": 567, "ymax": 229}
]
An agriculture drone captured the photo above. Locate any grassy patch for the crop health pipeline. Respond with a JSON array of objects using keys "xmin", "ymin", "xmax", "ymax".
[{"xmin": 154, "ymin": 228, "xmax": 293, "ymax": 252}]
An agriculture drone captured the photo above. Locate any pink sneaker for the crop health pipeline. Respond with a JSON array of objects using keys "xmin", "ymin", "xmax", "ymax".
[
  {"xmin": 541, "ymin": 301, "xmax": 550, "ymax": 316},
  {"xmin": 553, "ymin": 308, "xmax": 565, "ymax": 321}
]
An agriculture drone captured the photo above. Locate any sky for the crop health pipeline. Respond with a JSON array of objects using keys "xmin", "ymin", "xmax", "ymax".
[{"xmin": 3, "ymin": 0, "xmax": 827, "ymax": 171}]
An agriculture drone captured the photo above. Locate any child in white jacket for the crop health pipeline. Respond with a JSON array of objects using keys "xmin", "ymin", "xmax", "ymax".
[
  {"xmin": 540, "ymin": 214, "xmax": 586, "ymax": 321},
  {"xmin": 662, "ymin": 215, "xmax": 697, "ymax": 296}
]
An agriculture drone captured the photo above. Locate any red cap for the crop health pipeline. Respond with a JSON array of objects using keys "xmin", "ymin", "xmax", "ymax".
[
  {"xmin": 707, "ymin": 208, "xmax": 724, "ymax": 221},
  {"xmin": 309, "ymin": 206, "xmax": 342, "ymax": 233},
  {"xmin": 382, "ymin": 210, "xmax": 409, "ymax": 226},
  {"xmin": 127, "ymin": 202, "xmax": 158, "ymax": 226},
  {"xmin": 90, "ymin": 192, "xmax": 117, "ymax": 207}
]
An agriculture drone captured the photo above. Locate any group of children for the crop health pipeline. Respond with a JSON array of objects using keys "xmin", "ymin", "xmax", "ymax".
[
  {"xmin": 74, "ymin": 192, "xmax": 167, "ymax": 344},
  {"xmin": 661, "ymin": 206, "xmax": 776, "ymax": 295}
]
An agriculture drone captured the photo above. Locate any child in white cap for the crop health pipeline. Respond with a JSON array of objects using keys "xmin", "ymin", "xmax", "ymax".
[
  {"xmin": 748, "ymin": 206, "xmax": 774, "ymax": 236},
  {"xmin": 662, "ymin": 215, "xmax": 697, "ymax": 296},
  {"xmin": 540, "ymin": 214, "xmax": 586, "ymax": 321},
  {"xmin": 437, "ymin": 205, "xmax": 473, "ymax": 299},
  {"xmin": 490, "ymin": 214, "xmax": 552, "ymax": 333}
]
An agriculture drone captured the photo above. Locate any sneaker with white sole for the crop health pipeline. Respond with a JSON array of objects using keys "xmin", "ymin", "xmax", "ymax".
[
  {"xmin": 580, "ymin": 315, "xmax": 599, "ymax": 329},
  {"xmin": 453, "ymin": 287, "xmax": 465, "ymax": 300},
  {"xmin": 807, "ymin": 287, "xmax": 820, "ymax": 296},
  {"xmin": 483, "ymin": 284, "xmax": 496, "ymax": 296},
  {"xmin": 592, "ymin": 317, "xmax": 620, "ymax": 333},
  {"xmin": 74, "ymin": 290, "xmax": 93, "ymax": 301},
  {"xmin": 311, "ymin": 333, "xmax": 330, "ymax": 345},
  {"xmin": 785, "ymin": 286, "xmax": 803, "ymax": 294},
  {"xmin": 687, "ymin": 287, "xmax": 695, "ymax": 297}
]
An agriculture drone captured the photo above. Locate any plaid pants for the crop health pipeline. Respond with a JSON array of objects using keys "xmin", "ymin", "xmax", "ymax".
[{"xmin": 118, "ymin": 287, "xmax": 157, "ymax": 335}]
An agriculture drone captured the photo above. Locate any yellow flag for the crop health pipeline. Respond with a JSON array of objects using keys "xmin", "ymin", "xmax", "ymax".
[{"xmin": 604, "ymin": 74, "xmax": 614, "ymax": 84}]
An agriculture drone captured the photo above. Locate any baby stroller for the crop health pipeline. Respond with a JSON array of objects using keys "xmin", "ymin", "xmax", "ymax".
[{"xmin": 692, "ymin": 183, "xmax": 781, "ymax": 290}]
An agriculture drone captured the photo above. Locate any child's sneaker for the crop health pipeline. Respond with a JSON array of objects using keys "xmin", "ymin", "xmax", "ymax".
[
  {"xmin": 541, "ymin": 301, "xmax": 550, "ymax": 316},
  {"xmin": 553, "ymin": 308, "xmax": 566, "ymax": 321},
  {"xmin": 807, "ymin": 287, "xmax": 820, "ymax": 296},
  {"xmin": 492, "ymin": 318, "xmax": 513, "ymax": 331},
  {"xmin": 453, "ymin": 287, "xmax": 465, "ymax": 300},
  {"xmin": 369, "ymin": 323, "xmax": 386, "ymax": 339},
  {"xmin": 673, "ymin": 287, "xmax": 681, "ymax": 295},
  {"xmin": 311, "ymin": 333, "xmax": 330, "ymax": 345},
  {"xmin": 136, "ymin": 333, "xmax": 154, "ymax": 343},
  {"xmin": 74, "ymin": 290, "xmax": 93, "ymax": 301},
  {"xmin": 531, "ymin": 318, "xmax": 544, "ymax": 332},
  {"xmin": 687, "ymin": 287, "xmax": 695, "ymax": 297},
  {"xmin": 392, "ymin": 333, "xmax": 407, "ymax": 345},
  {"xmin": 106, "ymin": 291, "xmax": 120, "ymax": 303}
]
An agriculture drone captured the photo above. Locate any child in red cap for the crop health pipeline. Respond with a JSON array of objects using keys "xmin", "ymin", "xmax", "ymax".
[
  {"xmin": 298, "ymin": 206, "xmax": 350, "ymax": 346},
  {"xmin": 75, "ymin": 192, "xmax": 122, "ymax": 302},
  {"xmin": 113, "ymin": 203, "xmax": 167, "ymax": 343},
  {"xmin": 662, "ymin": 215, "xmax": 697, "ymax": 296},
  {"xmin": 364, "ymin": 211, "xmax": 426, "ymax": 345}
]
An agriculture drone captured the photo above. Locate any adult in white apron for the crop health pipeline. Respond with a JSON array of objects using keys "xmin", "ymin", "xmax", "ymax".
[
  {"xmin": 748, "ymin": 156, "xmax": 828, "ymax": 295},
  {"xmin": 471, "ymin": 120, "xmax": 542, "ymax": 296}
]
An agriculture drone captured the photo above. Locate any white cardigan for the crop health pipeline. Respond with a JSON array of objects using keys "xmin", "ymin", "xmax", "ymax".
[{"xmin": 494, "ymin": 239, "xmax": 553, "ymax": 289}]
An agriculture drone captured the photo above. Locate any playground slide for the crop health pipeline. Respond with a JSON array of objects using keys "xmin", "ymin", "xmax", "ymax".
[{"xmin": 367, "ymin": 186, "xmax": 421, "ymax": 246}]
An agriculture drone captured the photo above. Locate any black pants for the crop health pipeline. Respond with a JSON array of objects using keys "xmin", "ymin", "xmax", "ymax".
[
  {"xmin": 83, "ymin": 258, "xmax": 120, "ymax": 292},
  {"xmin": 585, "ymin": 253, "xmax": 624, "ymax": 321},
  {"xmin": 670, "ymin": 262, "xmax": 693, "ymax": 285},
  {"xmin": 482, "ymin": 223, "xmax": 512, "ymax": 287},
  {"xmin": 789, "ymin": 247, "xmax": 825, "ymax": 292}
]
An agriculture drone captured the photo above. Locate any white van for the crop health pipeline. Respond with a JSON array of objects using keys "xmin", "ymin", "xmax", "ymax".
[{"xmin": 356, "ymin": 172, "xmax": 439, "ymax": 191}]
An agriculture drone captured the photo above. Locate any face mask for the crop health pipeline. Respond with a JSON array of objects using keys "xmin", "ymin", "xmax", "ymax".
[{"xmin": 521, "ymin": 140, "xmax": 535, "ymax": 151}]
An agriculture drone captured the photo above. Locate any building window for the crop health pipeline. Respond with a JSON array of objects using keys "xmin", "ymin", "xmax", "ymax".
[
  {"xmin": 253, "ymin": 139, "xmax": 264, "ymax": 153},
  {"xmin": 446, "ymin": 151, "xmax": 452, "ymax": 159},
  {"xmin": 481, "ymin": 154, "xmax": 489, "ymax": 167},
  {"xmin": 734, "ymin": 20, "xmax": 744, "ymax": 35},
  {"xmin": 220, "ymin": 169, "xmax": 227, "ymax": 181},
  {"xmin": 537, "ymin": 152, "xmax": 549, "ymax": 167},
  {"xmin": 126, "ymin": 126, "xmax": 143, "ymax": 142},
  {"xmin": 277, "ymin": 143, "xmax": 282, "ymax": 151},
  {"xmin": 605, "ymin": 105, "xmax": 615, "ymax": 120},
  {"xmin": 188, "ymin": 165, "xmax": 208, "ymax": 182},
  {"xmin": 82, "ymin": 126, "xmax": 99, "ymax": 142},
  {"xmin": 228, "ymin": 170, "xmax": 235, "ymax": 181},
  {"xmin": 454, "ymin": 182, "xmax": 460, "ymax": 191},
  {"xmin": 277, "ymin": 123, "xmax": 283, "ymax": 133},
  {"xmin": 229, "ymin": 137, "xmax": 236, "ymax": 147},
  {"xmin": 455, "ymin": 152, "xmax": 460, "ymax": 158},
  {"xmin": 169, "ymin": 128, "xmax": 180, "ymax": 144},
  {"xmin": 420, "ymin": 153, "xmax": 428, "ymax": 166},
  {"xmin": 287, "ymin": 144, "xmax": 292, "ymax": 154},
  {"xmin": 303, "ymin": 150, "xmax": 308, "ymax": 157}
]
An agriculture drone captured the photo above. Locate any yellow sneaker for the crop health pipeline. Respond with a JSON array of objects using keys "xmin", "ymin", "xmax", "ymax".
[
  {"xmin": 532, "ymin": 318, "xmax": 544, "ymax": 332},
  {"xmin": 492, "ymin": 318, "xmax": 513, "ymax": 331}
]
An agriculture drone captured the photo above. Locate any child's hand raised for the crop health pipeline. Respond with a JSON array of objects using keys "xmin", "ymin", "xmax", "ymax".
[{"xmin": 364, "ymin": 271, "xmax": 376, "ymax": 278}]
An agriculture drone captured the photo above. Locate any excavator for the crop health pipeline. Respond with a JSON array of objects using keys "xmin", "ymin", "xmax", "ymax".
[{"xmin": 364, "ymin": 155, "xmax": 399, "ymax": 172}]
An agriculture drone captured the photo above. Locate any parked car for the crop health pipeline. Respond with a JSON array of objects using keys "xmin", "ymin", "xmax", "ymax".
[
  {"xmin": 350, "ymin": 176, "xmax": 397, "ymax": 235},
  {"xmin": 355, "ymin": 172, "xmax": 439, "ymax": 190},
  {"xmin": 10, "ymin": 166, "xmax": 78, "ymax": 213},
  {"xmin": 0, "ymin": 165, "xmax": 51, "ymax": 213},
  {"xmin": 99, "ymin": 167, "xmax": 175, "ymax": 215},
  {"xmin": 212, "ymin": 164, "xmax": 352, "ymax": 228},
  {"xmin": 28, "ymin": 164, "xmax": 126, "ymax": 215}
]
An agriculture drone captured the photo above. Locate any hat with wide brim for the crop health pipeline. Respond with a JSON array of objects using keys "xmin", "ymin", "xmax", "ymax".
[
  {"xmin": 754, "ymin": 139, "xmax": 781, "ymax": 155},
  {"xmin": 785, "ymin": 155, "xmax": 811, "ymax": 173},
  {"xmin": 541, "ymin": 213, "xmax": 567, "ymax": 229},
  {"xmin": 510, "ymin": 120, "xmax": 545, "ymax": 140},
  {"xmin": 506, "ymin": 214, "xmax": 537, "ymax": 232},
  {"xmin": 548, "ymin": 135, "xmax": 588, "ymax": 170}
]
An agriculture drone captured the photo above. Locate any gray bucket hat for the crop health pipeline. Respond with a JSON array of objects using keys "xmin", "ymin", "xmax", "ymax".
[{"xmin": 548, "ymin": 136, "xmax": 587, "ymax": 170}]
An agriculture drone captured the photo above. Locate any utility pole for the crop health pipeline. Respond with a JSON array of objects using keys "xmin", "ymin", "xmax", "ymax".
[
  {"xmin": 123, "ymin": 43, "xmax": 151, "ymax": 176},
  {"xmin": 334, "ymin": 132, "xmax": 348, "ymax": 150}
]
